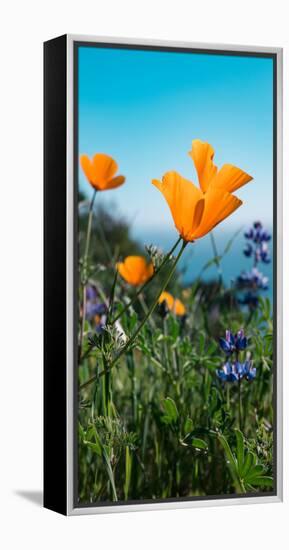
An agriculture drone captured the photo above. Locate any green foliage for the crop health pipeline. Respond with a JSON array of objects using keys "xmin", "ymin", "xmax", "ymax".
[
  {"xmin": 77, "ymin": 204, "xmax": 274, "ymax": 503},
  {"xmin": 216, "ymin": 430, "xmax": 273, "ymax": 493}
]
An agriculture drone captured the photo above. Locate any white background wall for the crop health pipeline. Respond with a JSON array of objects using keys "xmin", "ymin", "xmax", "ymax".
[{"xmin": 0, "ymin": 1, "xmax": 288, "ymax": 548}]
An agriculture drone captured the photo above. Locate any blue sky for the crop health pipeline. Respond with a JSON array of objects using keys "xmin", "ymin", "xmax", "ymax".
[{"xmin": 78, "ymin": 45, "xmax": 273, "ymax": 247}]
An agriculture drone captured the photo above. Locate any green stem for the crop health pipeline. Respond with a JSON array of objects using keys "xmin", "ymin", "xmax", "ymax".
[
  {"xmin": 107, "ymin": 269, "xmax": 118, "ymax": 324},
  {"xmin": 97, "ymin": 218, "xmax": 113, "ymax": 263},
  {"xmin": 111, "ymin": 236, "xmax": 182, "ymax": 324},
  {"xmin": 210, "ymin": 231, "xmax": 223, "ymax": 286},
  {"xmin": 78, "ymin": 190, "xmax": 97, "ymax": 361},
  {"xmin": 80, "ymin": 239, "xmax": 188, "ymax": 390},
  {"xmin": 138, "ymin": 293, "xmax": 155, "ymax": 329},
  {"xmin": 127, "ymin": 351, "xmax": 137, "ymax": 426},
  {"xmin": 162, "ymin": 317, "xmax": 169, "ymax": 367},
  {"xmin": 83, "ymin": 190, "xmax": 97, "ymax": 269},
  {"xmin": 238, "ymin": 378, "xmax": 243, "ymax": 430},
  {"xmin": 226, "ymin": 384, "xmax": 230, "ymax": 410},
  {"xmin": 78, "ymin": 283, "xmax": 87, "ymax": 363},
  {"xmin": 102, "ymin": 450, "xmax": 118, "ymax": 501}
]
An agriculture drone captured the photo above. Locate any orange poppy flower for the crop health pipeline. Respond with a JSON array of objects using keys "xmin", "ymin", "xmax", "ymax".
[
  {"xmin": 152, "ymin": 140, "xmax": 252, "ymax": 242},
  {"xmin": 80, "ymin": 153, "xmax": 125, "ymax": 191},
  {"xmin": 159, "ymin": 291, "xmax": 186, "ymax": 316},
  {"xmin": 117, "ymin": 256, "xmax": 154, "ymax": 286}
]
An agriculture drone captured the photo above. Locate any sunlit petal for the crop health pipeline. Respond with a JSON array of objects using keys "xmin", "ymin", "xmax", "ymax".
[
  {"xmin": 102, "ymin": 175, "xmax": 126, "ymax": 190},
  {"xmin": 152, "ymin": 171, "xmax": 202, "ymax": 240},
  {"xmin": 80, "ymin": 153, "xmax": 125, "ymax": 192},
  {"xmin": 117, "ymin": 256, "xmax": 154, "ymax": 286},
  {"xmin": 80, "ymin": 155, "xmax": 95, "ymax": 185},
  {"xmin": 92, "ymin": 153, "xmax": 118, "ymax": 185},
  {"xmin": 192, "ymin": 188, "xmax": 242, "ymax": 239},
  {"xmin": 159, "ymin": 291, "xmax": 174, "ymax": 310},
  {"xmin": 210, "ymin": 163, "xmax": 252, "ymax": 193},
  {"xmin": 189, "ymin": 139, "xmax": 218, "ymax": 192}
]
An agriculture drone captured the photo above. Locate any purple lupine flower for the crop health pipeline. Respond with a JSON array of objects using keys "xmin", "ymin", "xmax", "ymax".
[
  {"xmin": 216, "ymin": 361, "xmax": 243, "ymax": 382},
  {"xmin": 219, "ymin": 330, "xmax": 235, "ymax": 354},
  {"xmin": 216, "ymin": 360, "xmax": 256, "ymax": 383},
  {"xmin": 219, "ymin": 329, "xmax": 248, "ymax": 355},
  {"xmin": 260, "ymin": 230, "xmax": 271, "ymax": 242},
  {"xmin": 86, "ymin": 301, "xmax": 107, "ymax": 320},
  {"xmin": 84, "ymin": 284, "xmax": 107, "ymax": 333},
  {"xmin": 260, "ymin": 242, "xmax": 271, "ymax": 263},
  {"xmin": 86, "ymin": 284, "xmax": 98, "ymax": 301},
  {"xmin": 235, "ymin": 329, "xmax": 248, "ymax": 351},
  {"xmin": 95, "ymin": 312, "xmax": 107, "ymax": 334},
  {"xmin": 243, "ymin": 222, "xmax": 271, "ymax": 263},
  {"xmin": 238, "ymin": 292, "xmax": 259, "ymax": 309},
  {"xmin": 243, "ymin": 360, "xmax": 257, "ymax": 381},
  {"xmin": 243, "ymin": 243, "xmax": 253, "ymax": 257},
  {"xmin": 244, "ymin": 228, "xmax": 254, "ymax": 240},
  {"xmin": 236, "ymin": 267, "xmax": 268, "ymax": 291}
]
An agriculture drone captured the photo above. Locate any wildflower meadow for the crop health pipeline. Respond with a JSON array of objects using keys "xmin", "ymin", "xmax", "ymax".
[{"xmin": 77, "ymin": 141, "xmax": 274, "ymax": 504}]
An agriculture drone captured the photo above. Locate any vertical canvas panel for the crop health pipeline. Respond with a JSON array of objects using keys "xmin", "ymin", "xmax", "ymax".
[{"xmin": 44, "ymin": 35, "xmax": 67, "ymax": 515}]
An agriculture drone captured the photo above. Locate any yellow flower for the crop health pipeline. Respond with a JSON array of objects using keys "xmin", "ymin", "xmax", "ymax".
[
  {"xmin": 117, "ymin": 256, "xmax": 154, "ymax": 286},
  {"xmin": 159, "ymin": 291, "xmax": 186, "ymax": 316},
  {"xmin": 80, "ymin": 153, "xmax": 125, "ymax": 191},
  {"xmin": 152, "ymin": 140, "xmax": 252, "ymax": 242}
]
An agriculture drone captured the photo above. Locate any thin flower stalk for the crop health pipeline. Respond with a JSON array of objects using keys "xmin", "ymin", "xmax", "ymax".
[
  {"xmin": 78, "ymin": 190, "xmax": 97, "ymax": 359},
  {"xmin": 209, "ymin": 231, "xmax": 223, "ymax": 286}
]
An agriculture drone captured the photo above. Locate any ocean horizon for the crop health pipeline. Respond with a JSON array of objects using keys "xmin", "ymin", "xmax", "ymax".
[{"xmin": 131, "ymin": 224, "xmax": 273, "ymax": 300}]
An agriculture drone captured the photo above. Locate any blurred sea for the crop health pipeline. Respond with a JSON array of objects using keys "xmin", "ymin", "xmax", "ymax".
[{"xmin": 132, "ymin": 225, "xmax": 273, "ymax": 302}]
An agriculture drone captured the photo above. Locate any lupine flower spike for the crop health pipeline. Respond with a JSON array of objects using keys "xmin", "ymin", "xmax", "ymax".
[
  {"xmin": 84, "ymin": 285, "xmax": 107, "ymax": 334},
  {"xmin": 216, "ymin": 328, "xmax": 256, "ymax": 382},
  {"xmin": 219, "ymin": 329, "xmax": 247, "ymax": 355},
  {"xmin": 243, "ymin": 221, "xmax": 271, "ymax": 264},
  {"xmin": 217, "ymin": 360, "xmax": 256, "ymax": 382}
]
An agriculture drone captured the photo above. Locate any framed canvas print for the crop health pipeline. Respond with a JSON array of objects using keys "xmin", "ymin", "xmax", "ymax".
[{"xmin": 44, "ymin": 35, "xmax": 283, "ymax": 515}]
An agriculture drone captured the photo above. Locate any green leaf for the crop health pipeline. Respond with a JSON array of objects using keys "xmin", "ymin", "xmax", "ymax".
[
  {"xmin": 235, "ymin": 430, "xmax": 244, "ymax": 471},
  {"xmin": 162, "ymin": 397, "xmax": 179, "ymax": 424},
  {"xmin": 184, "ymin": 417, "xmax": 194, "ymax": 434},
  {"xmin": 199, "ymin": 332, "xmax": 206, "ymax": 355},
  {"xmin": 84, "ymin": 440, "xmax": 102, "ymax": 456},
  {"xmin": 218, "ymin": 434, "xmax": 237, "ymax": 471},
  {"xmin": 124, "ymin": 446, "xmax": 132, "ymax": 500},
  {"xmin": 240, "ymin": 451, "xmax": 255, "ymax": 478},
  {"xmin": 217, "ymin": 433, "xmax": 245, "ymax": 493},
  {"xmin": 245, "ymin": 465, "xmax": 266, "ymax": 482},
  {"xmin": 191, "ymin": 438, "xmax": 208, "ymax": 450},
  {"xmin": 78, "ymin": 422, "xmax": 85, "ymax": 440},
  {"xmin": 102, "ymin": 447, "xmax": 118, "ymax": 501},
  {"xmin": 248, "ymin": 476, "xmax": 273, "ymax": 488}
]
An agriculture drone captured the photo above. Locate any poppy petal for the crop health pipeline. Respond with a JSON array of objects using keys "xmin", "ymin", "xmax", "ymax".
[
  {"xmin": 80, "ymin": 155, "xmax": 96, "ymax": 186},
  {"xmin": 189, "ymin": 140, "xmax": 218, "ymax": 192},
  {"xmin": 116, "ymin": 262, "xmax": 133, "ymax": 284},
  {"xmin": 103, "ymin": 175, "xmax": 126, "ymax": 190},
  {"xmin": 210, "ymin": 163, "xmax": 252, "ymax": 193},
  {"xmin": 117, "ymin": 256, "xmax": 153, "ymax": 286},
  {"xmin": 152, "ymin": 172, "xmax": 202, "ymax": 240},
  {"xmin": 146, "ymin": 262, "xmax": 154, "ymax": 280},
  {"xmin": 192, "ymin": 188, "xmax": 242, "ymax": 239},
  {"xmin": 174, "ymin": 298, "xmax": 186, "ymax": 316},
  {"xmin": 92, "ymin": 153, "xmax": 118, "ymax": 186},
  {"xmin": 159, "ymin": 291, "xmax": 174, "ymax": 310}
]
